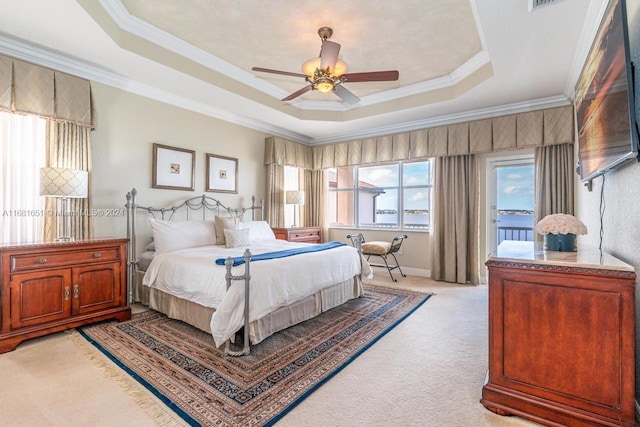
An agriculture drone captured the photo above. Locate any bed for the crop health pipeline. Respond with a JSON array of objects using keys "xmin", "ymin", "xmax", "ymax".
[{"xmin": 125, "ymin": 189, "xmax": 369, "ymax": 354}]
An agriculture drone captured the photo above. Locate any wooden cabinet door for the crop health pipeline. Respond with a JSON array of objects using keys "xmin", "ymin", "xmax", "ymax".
[
  {"xmin": 10, "ymin": 269, "xmax": 72, "ymax": 329},
  {"xmin": 71, "ymin": 263, "xmax": 121, "ymax": 315}
]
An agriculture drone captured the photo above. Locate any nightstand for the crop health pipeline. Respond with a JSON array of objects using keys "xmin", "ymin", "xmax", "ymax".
[{"xmin": 272, "ymin": 227, "xmax": 321, "ymax": 244}]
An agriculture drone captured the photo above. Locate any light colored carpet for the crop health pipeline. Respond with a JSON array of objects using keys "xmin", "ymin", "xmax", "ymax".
[{"xmin": 0, "ymin": 271, "xmax": 541, "ymax": 427}]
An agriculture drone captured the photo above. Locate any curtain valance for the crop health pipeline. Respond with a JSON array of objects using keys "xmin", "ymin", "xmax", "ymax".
[
  {"xmin": 264, "ymin": 105, "xmax": 574, "ymax": 170},
  {"xmin": 0, "ymin": 54, "xmax": 96, "ymax": 128}
]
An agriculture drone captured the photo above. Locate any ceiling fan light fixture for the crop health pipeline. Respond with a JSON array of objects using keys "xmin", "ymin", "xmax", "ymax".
[
  {"xmin": 332, "ymin": 59, "xmax": 348, "ymax": 76},
  {"xmin": 302, "ymin": 58, "xmax": 348, "ymax": 76},
  {"xmin": 302, "ymin": 57, "xmax": 320, "ymax": 76},
  {"xmin": 316, "ymin": 81, "xmax": 334, "ymax": 93}
]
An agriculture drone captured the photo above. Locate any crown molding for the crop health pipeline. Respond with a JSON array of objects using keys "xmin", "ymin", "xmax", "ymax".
[
  {"xmin": 0, "ymin": 32, "xmax": 310, "ymax": 144},
  {"xmin": 97, "ymin": 0, "xmax": 491, "ymax": 111}
]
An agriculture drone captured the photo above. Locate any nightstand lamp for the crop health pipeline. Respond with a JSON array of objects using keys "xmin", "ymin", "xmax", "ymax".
[
  {"xmin": 285, "ymin": 190, "xmax": 305, "ymax": 228},
  {"xmin": 40, "ymin": 167, "xmax": 88, "ymax": 241}
]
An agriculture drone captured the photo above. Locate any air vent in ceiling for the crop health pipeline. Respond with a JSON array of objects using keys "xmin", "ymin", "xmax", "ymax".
[{"xmin": 528, "ymin": 0, "xmax": 565, "ymax": 12}]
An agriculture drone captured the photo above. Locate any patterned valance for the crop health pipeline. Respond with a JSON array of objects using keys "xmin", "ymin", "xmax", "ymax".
[
  {"xmin": 0, "ymin": 54, "xmax": 96, "ymax": 128},
  {"xmin": 264, "ymin": 105, "xmax": 574, "ymax": 170}
]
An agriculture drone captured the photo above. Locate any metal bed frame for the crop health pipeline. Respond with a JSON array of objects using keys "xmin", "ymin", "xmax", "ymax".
[{"xmin": 124, "ymin": 188, "xmax": 263, "ymax": 356}]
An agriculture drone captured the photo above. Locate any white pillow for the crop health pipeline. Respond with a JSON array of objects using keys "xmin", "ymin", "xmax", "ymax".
[
  {"xmin": 214, "ymin": 215, "xmax": 240, "ymax": 245},
  {"xmin": 149, "ymin": 219, "xmax": 216, "ymax": 253},
  {"xmin": 224, "ymin": 228, "xmax": 251, "ymax": 248},
  {"xmin": 239, "ymin": 220, "xmax": 276, "ymax": 241}
]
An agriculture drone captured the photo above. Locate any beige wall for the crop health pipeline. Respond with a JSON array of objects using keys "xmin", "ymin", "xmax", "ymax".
[
  {"xmin": 89, "ymin": 83, "xmax": 268, "ymax": 247},
  {"xmin": 328, "ymin": 228, "xmax": 430, "ymax": 277}
]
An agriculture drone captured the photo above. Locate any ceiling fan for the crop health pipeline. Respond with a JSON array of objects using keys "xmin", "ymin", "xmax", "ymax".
[{"xmin": 252, "ymin": 27, "xmax": 399, "ymax": 105}]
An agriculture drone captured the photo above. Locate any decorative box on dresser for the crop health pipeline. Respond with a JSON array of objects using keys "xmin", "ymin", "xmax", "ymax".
[
  {"xmin": 481, "ymin": 240, "xmax": 636, "ymax": 427},
  {"xmin": 272, "ymin": 227, "xmax": 321, "ymax": 244},
  {"xmin": 0, "ymin": 238, "xmax": 131, "ymax": 353}
]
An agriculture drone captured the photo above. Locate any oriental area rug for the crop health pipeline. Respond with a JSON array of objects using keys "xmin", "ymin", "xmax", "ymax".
[{"xmin": 79, "ymin": 284, "xmax": 431, "ymax": 427}]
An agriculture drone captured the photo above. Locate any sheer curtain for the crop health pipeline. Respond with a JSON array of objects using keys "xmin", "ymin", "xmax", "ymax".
[
  {"xmin": 43, "ymin": 120, "xmax": 93, "ymax": 240},
  {"xmin": 0, "ymin": 111, "xmax": 47, "ymax": 243},
  {"xmin": 430, "ymin": 154, "xmax": 480, "ymax": 284}
]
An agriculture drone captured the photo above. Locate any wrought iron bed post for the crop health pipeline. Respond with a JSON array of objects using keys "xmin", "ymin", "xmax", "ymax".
[
  {"xmin": 125, "ymin": 188, "xmax": 138, "ymax": 305},
  {"xmin": 224, "ymin": 249, "xmax": 252, "ymax": 357}
]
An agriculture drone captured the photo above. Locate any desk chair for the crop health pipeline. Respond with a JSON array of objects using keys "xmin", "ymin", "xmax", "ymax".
[{"xmin": 347, "ymin": 233, "xmax": 408, "ymax": 282}]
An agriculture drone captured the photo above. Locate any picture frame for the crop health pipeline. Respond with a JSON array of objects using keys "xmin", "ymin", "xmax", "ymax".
[
  {"xmin": 152, "ymin": 143, "xmax": 195, "ymax": 191},
  {"xmin": 206, "ymin": 153, "xmax": 238, "ymax": 194}
]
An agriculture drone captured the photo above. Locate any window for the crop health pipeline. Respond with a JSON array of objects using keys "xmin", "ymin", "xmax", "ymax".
[
  {"xmin": 0, "ymin": 111, "xmax": 47, "ymax": 243},
  {"xmin": 327, "ymin": 160, "xmax": 431, "ymax": 230}
]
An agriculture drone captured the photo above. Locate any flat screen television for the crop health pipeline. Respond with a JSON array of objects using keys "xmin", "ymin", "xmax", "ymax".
[{"xmin": 575, "ymin": 0, "xmax": 639, "ymax": 182}]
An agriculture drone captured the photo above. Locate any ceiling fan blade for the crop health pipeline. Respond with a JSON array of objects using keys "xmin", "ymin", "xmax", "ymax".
[
  {"xmin": 252, "ymin": 67, "xmax": 307, "ymax": 79},
  {"xmin": 282, "ymin": 85, "xmax": 313, "ymax": 101},
  {"xmin": 334, "ymin": 85, "xmax": 361, "ymax": 105},
  {"xmin": 320, "ymin": 40, "xmax": 341, "ymax": 72},
  {"xmin": 341, "ymin": 70, "xmax": 399, "ymax": 82}
]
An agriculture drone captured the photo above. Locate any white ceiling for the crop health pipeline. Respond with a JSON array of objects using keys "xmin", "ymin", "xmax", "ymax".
[{"xmin": 0, "ymin": 0, "xmax": 606, "ymax": 145}]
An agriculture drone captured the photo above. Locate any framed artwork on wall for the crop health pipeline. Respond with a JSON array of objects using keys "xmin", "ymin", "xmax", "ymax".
[
  {"xmin": 206, "ymin": 153, "xmax": 238, "ymax": 193},
  {"xmin": 152, "ymin": 143, "xmax": 195, "ymax": 191}
]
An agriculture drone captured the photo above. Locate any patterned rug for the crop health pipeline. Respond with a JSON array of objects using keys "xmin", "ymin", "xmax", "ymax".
[{"xmin": 79, "ymin": 284, "xmax": 431, "ymax": 426}]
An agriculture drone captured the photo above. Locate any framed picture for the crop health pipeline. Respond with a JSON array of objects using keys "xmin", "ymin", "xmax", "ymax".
[
  {"xmin": 152, "ymin": 143, "xmax": 195, "ymax": 191},
  {"xmin": 206, "ymin": 153, "xmax": 238, "ymax": 193}
]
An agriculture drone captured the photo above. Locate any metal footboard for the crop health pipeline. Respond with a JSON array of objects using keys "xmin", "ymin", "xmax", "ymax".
[{"xmin": 224, "ymin": 249, "xmax": 252, "ymax": 357}]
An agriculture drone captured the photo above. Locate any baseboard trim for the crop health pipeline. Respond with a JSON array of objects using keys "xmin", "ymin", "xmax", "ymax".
[{"xmin": 368, "ymin": 265, "xmax": 430, "ymax": 278}]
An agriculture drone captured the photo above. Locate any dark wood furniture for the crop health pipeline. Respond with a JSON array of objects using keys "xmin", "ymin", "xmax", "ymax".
[
  {"xmin": 481, "ymin": 241, "xmax": 636, "ymax": 427},
  {"xmin": 0, "ymin": 238, "xmax": 131, "ymax": 353},
  {"xmin": 272, "ymin": 226, "xmax": 321, "ymax": 244}
]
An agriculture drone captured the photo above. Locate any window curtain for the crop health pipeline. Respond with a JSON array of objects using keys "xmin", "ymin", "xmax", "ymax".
[
  {"xmin": 43, "ymin": 120, "xmax": 93, "ymax": 241},
  {"xmin": 304, "ymin": 169, "xmax": 326, "ymax": 240},
  {"xmin": 430, "ymin": 154, "xmax": 480, "ymax": 284},
  {"xmin": 0, "ymin": 111, "xmax": 46, "ymax": 243},
  {"xmin": 534, "ymin": 142, "xmax": 574, "ymax": 234},
  {"xmin": 265, "ymin": 163, "xmax": 285, "ymax": 227}
]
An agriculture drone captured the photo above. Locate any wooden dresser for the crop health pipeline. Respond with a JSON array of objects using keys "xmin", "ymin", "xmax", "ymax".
[
  {"xmin": 481, "ymin": 241, "xmax": 636, "ymax": 426},
  {"xmin": 272, "ymin": 227, "xmax": 321, "ymax": 244},
  {"xmin": 0, "ymin": 238, "xmax": 131, "ymax": 353}
]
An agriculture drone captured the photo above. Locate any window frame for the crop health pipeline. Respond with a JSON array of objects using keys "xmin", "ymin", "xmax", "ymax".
[{"xmin": 327, "ymin": 159, "xmax": 432, "ymax": 232}]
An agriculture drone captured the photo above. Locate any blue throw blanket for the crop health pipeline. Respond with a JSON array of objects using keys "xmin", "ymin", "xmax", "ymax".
[{"xmin": 215, "ymin": 241, "xmax": 346, "ymax": 267}]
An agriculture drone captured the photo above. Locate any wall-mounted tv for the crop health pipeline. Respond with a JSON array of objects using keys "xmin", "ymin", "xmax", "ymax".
[{"xmin": 575, "ymin": 0, "xmax": 639, "ymax": 182}]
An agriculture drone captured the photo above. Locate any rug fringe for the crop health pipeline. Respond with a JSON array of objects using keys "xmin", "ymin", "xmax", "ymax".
[{"xmin": 66, "ymin": 330, "xmax": 187, "ymax": 427}]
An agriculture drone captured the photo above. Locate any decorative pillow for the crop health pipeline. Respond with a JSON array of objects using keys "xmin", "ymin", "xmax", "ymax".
[
  {"xmin": 214, "ymin": 215, "xmax": 240, "ymax": 245},
  {"xmin": 224, "ymin": 228, "xmax": 251, "ymax": 248},
  {"xmin": 149, "ymin": 219, "xmax": 216, "ymax": 254},
  {"xmin": 361, "ymin": 241, "xmax": 391, "ymax": 255},
  {"xmin": 239, "ymin": 220, "xmax": 276, "ymax": 241}
]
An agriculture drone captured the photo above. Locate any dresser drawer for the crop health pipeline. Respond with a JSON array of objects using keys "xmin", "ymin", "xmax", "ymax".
[
  {"xmin": 272, "ymin": 227, "xmax": 321, "ymax": 243},
  {"xmin": 10, "ymin": 247, "xmax": 120, "ymax": 272},
  {"xmin": 289, "ymin": 230, "xmax": 320, "ymax": 241}
]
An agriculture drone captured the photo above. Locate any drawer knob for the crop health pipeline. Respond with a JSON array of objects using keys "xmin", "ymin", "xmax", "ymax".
[
  {"xmin": 39, "ymin": 258, "xmax": 47, "ymax": 264},
  {"xmin": 93, "ymin": 252, "xmax": 102, "ymax": 258}
]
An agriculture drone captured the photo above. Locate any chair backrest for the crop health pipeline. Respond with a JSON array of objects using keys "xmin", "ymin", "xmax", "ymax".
[
  {"xmin": 389, "ymin": 235, "xmax": 408, "ymax": 253},
  {"xmin": 346, "ymin": 233, "xmax": 365, "ymax": 248}
]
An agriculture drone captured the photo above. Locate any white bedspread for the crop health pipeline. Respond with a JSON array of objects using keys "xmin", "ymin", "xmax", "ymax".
[{"xmin": 142, "ymin": 240, "xmax": 368, "ymax": 347}]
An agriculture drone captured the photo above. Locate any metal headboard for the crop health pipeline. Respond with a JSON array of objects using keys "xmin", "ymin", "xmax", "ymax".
[{"xmin": 124, "ymin": 188, "xmax": 264, "ymax": 303}]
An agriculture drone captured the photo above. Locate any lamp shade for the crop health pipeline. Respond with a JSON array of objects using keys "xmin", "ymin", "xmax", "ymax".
[
  {"xmin": 285, "ymin": 190, "xmax": 305, "ymax": 205},
  {"xmin": 40, "ymin": 167, "xmax": 88, "ymax": 198}
]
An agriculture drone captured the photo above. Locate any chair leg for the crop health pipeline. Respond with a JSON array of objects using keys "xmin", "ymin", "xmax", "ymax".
[
  {"xmin": 380, "ymin": 256, "xmax": 398, "ymax": 282},
  {"xmin": 389, "ymin": 253, "xmax": 406, "ymax": 278}
]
